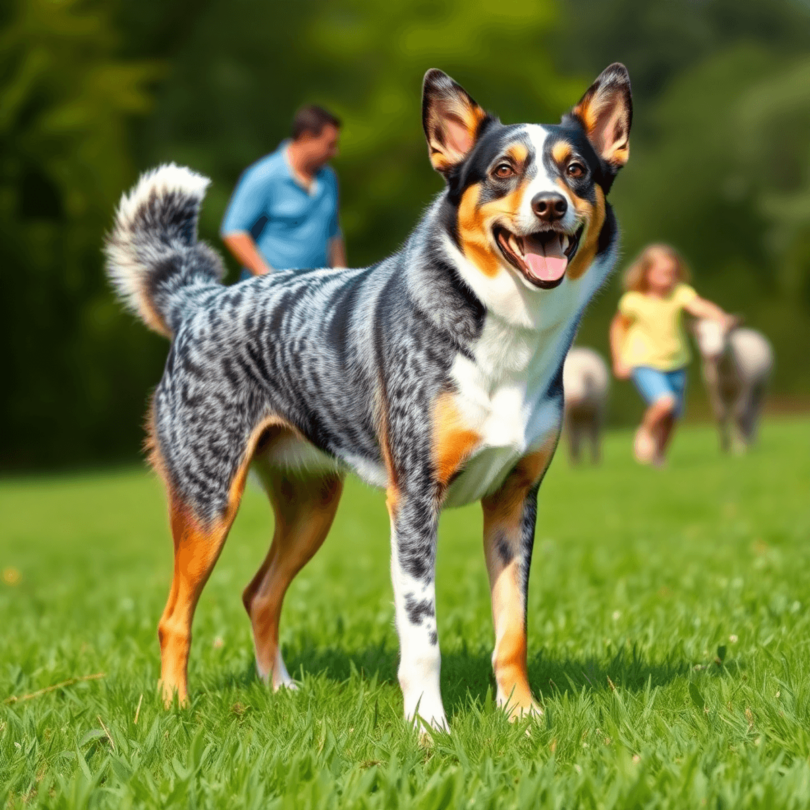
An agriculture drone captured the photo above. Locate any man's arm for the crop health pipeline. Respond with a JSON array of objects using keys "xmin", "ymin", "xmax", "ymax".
[
  {"xmin": 329, "ymin": 236, "xmax": 347, "ymax": 269},
  {"xmin": 222, "ymin": 232, "xmax": 275, "ymax": 277}
]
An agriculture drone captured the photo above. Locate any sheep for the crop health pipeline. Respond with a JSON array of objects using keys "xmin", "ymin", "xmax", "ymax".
[
  {"xmin": 693, "ymin": 319, "xmax": 773, "ymax": 453},
  {"xmin": 562, "ymin": 347, "xmax": 610, "ymax": 464}
]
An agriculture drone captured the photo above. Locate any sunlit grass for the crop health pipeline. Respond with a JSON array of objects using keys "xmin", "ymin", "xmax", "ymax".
[{"xmin": 2, "ymin": 417, "xmax": 809, "ymax": 808}]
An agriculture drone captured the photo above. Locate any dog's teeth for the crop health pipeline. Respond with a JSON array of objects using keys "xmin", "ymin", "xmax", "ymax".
[{"xmin": 561, "ymin": 234, "xmax": 569, "ymax": 251}]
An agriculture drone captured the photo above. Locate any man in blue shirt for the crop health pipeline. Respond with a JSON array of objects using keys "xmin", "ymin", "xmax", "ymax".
[{"xmin": 221, "ymin": 105, "xmax": 346, "ymax": 279}]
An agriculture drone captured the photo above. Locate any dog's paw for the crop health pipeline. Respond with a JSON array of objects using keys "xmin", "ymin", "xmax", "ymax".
[
  {"xmin": 405, "ymin": 694, "xmax": 449, "ymax": 740},
  {"xmin": 158, "ymin": 680, "xmax": 188, "ymax": 709},
  {"xmin": 412, "ymin": 712, "xmax": 450, "ymax": 745},
  {"xmin": 498, "ymin": 693, "xmax": 544, "ymax": 723}
]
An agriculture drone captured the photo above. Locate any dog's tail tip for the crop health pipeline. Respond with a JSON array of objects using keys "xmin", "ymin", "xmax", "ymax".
[
  {"xmin": 105, "ymin": 164, "xmax": 222, "ymax": 338},
  {"xmin": 112, "ymin": 164, "xmax": 211, "ymax": 233}
]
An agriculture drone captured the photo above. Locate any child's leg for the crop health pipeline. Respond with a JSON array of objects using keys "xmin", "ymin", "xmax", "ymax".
[
  {"xmin": 653, "ymin": 407, "xmax": 677, "ymax": 463},
  {"xmin": 651, "ymin": 369, "xmax": 687, "ymax": 463},
  {"xmin": 631, "ymin": 368, "xmax": 676, "ymax": 464},
  {"xmin": 660, "ymin": 369, "xmax": 687, "ymax": 459},
  {"xmin": 637, "ymin": 396, "xmax": 677, "ymax": 463}
]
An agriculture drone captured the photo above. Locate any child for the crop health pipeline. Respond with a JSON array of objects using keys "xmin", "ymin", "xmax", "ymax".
[{"xmin": 609, "ymin": 244, "xmax": 733, "ymax": 465}]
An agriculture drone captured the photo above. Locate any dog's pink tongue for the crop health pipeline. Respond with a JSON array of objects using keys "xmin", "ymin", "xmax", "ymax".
[{"xmin": 524, "ymin": 234, "xmax": 568, "ymax": 283}]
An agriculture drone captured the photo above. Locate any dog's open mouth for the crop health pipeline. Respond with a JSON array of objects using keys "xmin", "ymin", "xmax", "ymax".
[{"xmin": 494, "ymin": 225, "xmax": 583, "ymax": 289}]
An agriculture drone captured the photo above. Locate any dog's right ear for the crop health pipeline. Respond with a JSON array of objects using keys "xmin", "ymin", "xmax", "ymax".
[{"xmin": 422, "ymin": 69, "xmax": 489, "ymax": 176}]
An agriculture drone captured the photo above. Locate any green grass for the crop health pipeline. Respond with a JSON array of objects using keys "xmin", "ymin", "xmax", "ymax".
[{"xmin": 2, "ymin": 417, "xmax": 810, "ymax": 808}]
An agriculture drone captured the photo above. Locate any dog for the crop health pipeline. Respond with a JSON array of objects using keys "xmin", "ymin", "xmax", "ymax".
[
  {"xmin": 693, "ymin": 319, "xmax": 773, "ymax": 453},
  {"xmin": 562, "ymin": 347, "xmax": 610, "ymax": 464},
  {"xmin": 105, "ymin": 65, "xmax": 632, "ymax": 730}
]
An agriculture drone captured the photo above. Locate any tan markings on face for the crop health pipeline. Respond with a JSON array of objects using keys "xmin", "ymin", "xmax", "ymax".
[
  {"xmin": 551, "ymin": 141, "xmax": 573, "ymax": 166},
  {"xmin": 457, "ymin": 179, "xmax": 528, "ymax": 277},
  {"xmin": 556, "ymin": 180, "xmax": 606, "ymax": 281},
  {"xmin": 432, "ymin": 391, "xmax": 481, "ymax": 487},
  {"xmin": 506, "ymin": 143, "xmax": 529, "ymax": 166}
]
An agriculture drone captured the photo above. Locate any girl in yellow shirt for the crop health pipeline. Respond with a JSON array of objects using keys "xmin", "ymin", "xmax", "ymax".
[{"xmin": 609, "ymin": 244, "xmax": 733, "ymax": 465}]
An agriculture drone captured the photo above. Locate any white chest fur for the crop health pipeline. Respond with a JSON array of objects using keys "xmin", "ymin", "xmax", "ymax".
[{"xmin": 444, "ymin": 315, "xmax": 569, "ymax": 508}]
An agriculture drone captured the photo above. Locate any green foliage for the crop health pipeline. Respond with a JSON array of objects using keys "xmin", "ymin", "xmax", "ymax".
[
  {"xmin": 2, "ymin": 418, "xmax": 810, "ymax": 806},
  {"xmin": 0, "ymin": 0, "xmax": 162, "ymax": 468}
]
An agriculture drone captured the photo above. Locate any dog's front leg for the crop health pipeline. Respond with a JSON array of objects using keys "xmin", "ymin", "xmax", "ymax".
[
  {"xmin": 386, "ymin": 485, "xmax": 446, "ymax": 731},
  {"xmin": 481, "ymin": 439, "xmax": 557, "ymax": 719}
]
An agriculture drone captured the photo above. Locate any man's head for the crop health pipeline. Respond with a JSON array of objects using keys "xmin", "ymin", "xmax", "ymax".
[{"xmin": 292, "ymin": 105, "xmax": 341, "ymax": 168}]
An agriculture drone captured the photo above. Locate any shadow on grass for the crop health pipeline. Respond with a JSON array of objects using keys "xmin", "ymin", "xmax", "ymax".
[{"xmin": 212, "ymin": 641, "xmax": 738, "ymax": 715}]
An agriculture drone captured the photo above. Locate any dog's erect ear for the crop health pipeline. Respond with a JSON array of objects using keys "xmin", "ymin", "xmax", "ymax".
[
  {"xmin": 569, "ymin": 63, "xmax": 632, "ymax": 171},
  {"xmin": 422, "ymin": 69, "xmax": 489, "ymax": 175}
]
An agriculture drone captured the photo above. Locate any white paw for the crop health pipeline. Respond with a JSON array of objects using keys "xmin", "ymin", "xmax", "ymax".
[
  {"xmin": 257, "ymin": 650, "xmax": 297, "ymax": 691},
  {"xmin": 404, "ymin": 694, "xmax": 448, "ymax": 734}
]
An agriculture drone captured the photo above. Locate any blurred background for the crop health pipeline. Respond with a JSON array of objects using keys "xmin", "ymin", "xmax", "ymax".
[{"xmin": 2, "ymin": 0, "xmax": 809, "ymax": 471}]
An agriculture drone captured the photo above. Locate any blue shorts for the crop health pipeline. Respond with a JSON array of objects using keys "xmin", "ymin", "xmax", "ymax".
[{"xmin": 631, "ymin": 367, "xmax": 687, "ymax": 416}]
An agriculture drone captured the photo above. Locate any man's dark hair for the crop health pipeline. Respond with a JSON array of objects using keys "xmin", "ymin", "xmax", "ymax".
[{"xmin": 292, "ymin": 105, "xmax": 341, "ymax": 140}]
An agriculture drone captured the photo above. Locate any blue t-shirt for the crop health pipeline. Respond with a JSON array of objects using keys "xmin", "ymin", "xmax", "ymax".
[{"xmin": 220, "ymin": 142, "xmax": 341, "ymax": 272}]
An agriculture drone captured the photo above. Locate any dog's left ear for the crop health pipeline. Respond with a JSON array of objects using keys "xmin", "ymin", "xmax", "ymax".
[
  {"xmin": 422, "ymin": 69, "xmax": 490, "ymax": 176},
  {"xmin": 568, "ymin": 63, "xmax": 632, "ymax": 172}
]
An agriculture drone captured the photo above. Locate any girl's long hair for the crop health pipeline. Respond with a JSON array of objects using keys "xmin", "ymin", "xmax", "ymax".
[{"xmin": 623, "ymin": 244, "xmax": 691, "ymax": 292}]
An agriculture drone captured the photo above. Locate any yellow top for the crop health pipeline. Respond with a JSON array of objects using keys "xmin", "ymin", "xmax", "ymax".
[{"xmin": 618, "ymin": 283, "xmax": 698, "ymax": 370}]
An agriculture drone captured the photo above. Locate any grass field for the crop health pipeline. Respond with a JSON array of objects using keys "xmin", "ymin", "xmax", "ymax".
[{"xmin": 2, "ymin": 417, "xmax": 810, "ymax": 808}]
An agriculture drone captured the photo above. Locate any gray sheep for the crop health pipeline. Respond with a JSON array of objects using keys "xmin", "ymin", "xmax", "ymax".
[
  {"xmin": 563, "ymin": 347, "xmax": 610, "ymax": 464},
  {"xmin": 693, "ymin": 319, "xmax": 773, "ymax": 453}
]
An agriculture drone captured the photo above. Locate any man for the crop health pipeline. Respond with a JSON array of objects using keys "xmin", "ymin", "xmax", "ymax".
[{"xmin": 221, "ymin": 105, "xmax": 346, "ymax": 279}]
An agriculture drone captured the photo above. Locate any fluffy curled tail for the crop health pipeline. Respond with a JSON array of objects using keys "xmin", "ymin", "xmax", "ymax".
[{"xmin": 104, "ymin": 164, "xmax": 225, "ymax": 338}]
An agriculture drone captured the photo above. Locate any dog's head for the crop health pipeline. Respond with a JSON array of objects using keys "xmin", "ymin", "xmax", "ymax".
[{"xmin": 423, "ymin": 65, "xmax": 632, "ymax": 292}]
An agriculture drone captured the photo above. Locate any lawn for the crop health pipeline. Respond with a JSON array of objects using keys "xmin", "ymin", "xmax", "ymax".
[{"xmin": 2, "ymin": 417, "xmax": 810, "ymax": 808}]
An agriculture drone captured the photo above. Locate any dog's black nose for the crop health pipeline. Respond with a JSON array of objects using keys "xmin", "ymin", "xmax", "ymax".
[{"xmin": 531, "ymin": 192, "xmax": 567, "ymax": 222}]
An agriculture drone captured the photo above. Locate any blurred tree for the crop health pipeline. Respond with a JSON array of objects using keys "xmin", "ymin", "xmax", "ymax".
[
  {"xmin": 554, "ymin": 0, "xmax": 810, "ymax": 112},
  {"xmin": 0, "ymin": 0, "xmax": 161, "ymax": 468}
]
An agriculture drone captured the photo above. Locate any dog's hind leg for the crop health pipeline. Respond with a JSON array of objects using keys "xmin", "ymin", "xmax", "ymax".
[
  {"xmin": 242, "ymin": 464, "xmax": 343, "ymax": 689},
  {"xmin": 151, "ymin": 405, "xmax": 275, "ymax": 706},
  {"xmin": 158, "ymin": 494, "xmax": 240, "ymax": 706},
  {"xmin": 481, "ymin": 437, "xmax": 557, "ymax": 719}
]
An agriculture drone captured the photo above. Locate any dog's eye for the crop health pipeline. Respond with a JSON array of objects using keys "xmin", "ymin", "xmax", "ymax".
[
  {"xmin": 566, "ymin": 162, "xmax": 586, "ymax": 179},
  {"xmin": 493, "ymin": 163, "xmax": 514, "ymax": 179}
]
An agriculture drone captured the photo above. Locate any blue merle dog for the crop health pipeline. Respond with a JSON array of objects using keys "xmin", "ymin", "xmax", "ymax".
[{"xmin": 105, "ymin": 65, "xmax": 632, "ymax": 730}]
